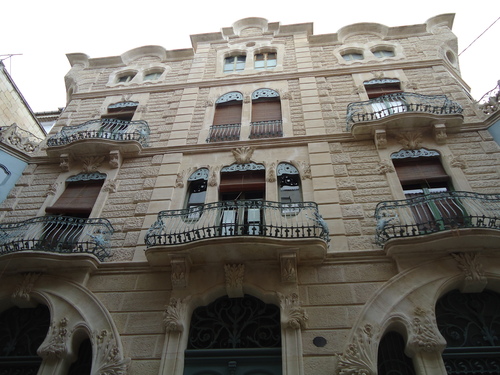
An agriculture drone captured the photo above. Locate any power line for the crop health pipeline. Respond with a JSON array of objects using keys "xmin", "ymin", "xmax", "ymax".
[{"xmin": 459, "ymin": 16, "xmax": 500, "ymax": 56}]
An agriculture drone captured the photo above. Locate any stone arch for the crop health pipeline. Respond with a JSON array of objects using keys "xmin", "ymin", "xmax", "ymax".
[
  {"xmin": 1, "ymin": 273, "xmax": 129, "ymax": 375},
  {"xmin": 336, "ymin": 254, "xmax": 500, "ymax": 375}
]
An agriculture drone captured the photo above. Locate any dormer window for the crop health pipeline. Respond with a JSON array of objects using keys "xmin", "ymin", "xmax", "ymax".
[
  {"xmin": 254, "ymin": 52, "xmax": 277, "ymax": 70},
  {"xmin": 144, "ymin": 71, "xmax": 163, "ymax": 81},
  {"xmin": 117, "ymin": 73, "xmax": 136, "ymax": 83},
  {"xmin": 373, "ymin": 49, "xmax": 395, "ymax": 58},
  {"xmin": 342, "ymin": 52, "xmax": 364, "ymax": 61},
  {"xmin": 224, "ymin": 55, "xmax": 246, "ymax": 73}
]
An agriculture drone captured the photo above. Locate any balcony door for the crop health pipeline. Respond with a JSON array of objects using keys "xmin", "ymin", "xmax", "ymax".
[
  {"xmin": 364, "ymin": 78, "xmax": 405, "ymax": 118},
  {"xmin": 219, "ymin": 164, "xmax": 266, "ymax": 236}
]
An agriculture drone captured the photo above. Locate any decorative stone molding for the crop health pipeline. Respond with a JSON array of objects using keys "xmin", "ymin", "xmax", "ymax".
[
  {"xmin": 60, "ymin": 154, "xmax": 70, "ymax": 171},
  {"xmin": 38, "ymin": 317, "xmax": 69, "ymax": 359},
  {"xmin": 297, "ymin": 161, "xmax": 312, "ymax": 180},
  {"xmin": 81, "ymin": 156, "xmax": 105, "ymax": 173},
  {"xmin": 280, "ymin": 91, "xmax": 292, "ymax": 100},
  {"xmin": 102, "ymin": 179, "xmax": 118, "ymax": 193},
  {"xmin": 171, "ymin": 257, "xmax": 189, "ymax": 289},
  {"xmin": 163, "ymin": 297, "xmax": 189, "ymax": 332},
  {"xmin": 280, "ymin": 253, "xmax": 297, "ymax": 283},
  {"xmin": 451, "ymin": 252, "xmax": 487, "ymax": 293},
  {"xmin": 374, "ymin": 129, "xmax": 387, "ymax": 149},
  {"xmin": 225, "ymin": 264, "xmax": 245, "ymax": 298},
  {"xmin": 337, "ymin": 324, "xmax": 378, "ymax": 375},
  {"xmin": 93, "ymin": 329, "xmax": 130, "ymax": 375},
  {"xmin": 175, "ymin": 169, "xmax": 188, "ymax": 188},
  {"xmin": 407, "ymin": 307, "xmax": 445, "ymax": 354},
  {"xmin": 266, "ymin": 162, "xmax": 276, "ymax": 182},
  {"xmin": 433, "ymin": 124, "xmax": 447, "ymax": 144},
  {"xmin": 448, "ymin": 154, "xmax": 466, "ymax": 169},
  {"xmin": 11, "ymin": 273, "xmax": 41, "ymax": 303},
  {"xmin": 208, "ymin": 166, "xmax": 219, "ymax": 187},
  {"xmin": 397, "ymin": 132, "xmax": 423, "ymax": 150},
  {"xmin": 232, "ymin": 146, "xmax": 254, "ymax": 164},
  {"xmin": 376, "ymin": 160, "xmax": 394, "ymax": 174},
  {"xmin": 109, "ymin": 150, "xmax": 122, "ymax": 169},
  {"xmin": 0, "ymin": 123, "xmax": 42, "ymax": 153},
  {"xmin": 46, "ymin": 182, "xmax": 60, "ymax": 196},
  {"xmin": 277, "ymin": 292, "xmax": 308, "ymax": 330}
]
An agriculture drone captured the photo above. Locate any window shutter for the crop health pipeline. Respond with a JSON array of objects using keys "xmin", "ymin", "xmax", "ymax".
[
  {"xmin": 219, "ymin": 170, "xmax": 266, "ymax": 193},
  {"xmin": 251, "ymin": 100, "xmax": 281, "ymax": 122},
  {"xmin": 394, "ymin": 158, "xmax": 449, "ymax": 185},
  {"xmin": 46, "ymin": 181, "xmax": 103, "ymax": 216},
  {"xmin": 213, "ymin": 103, "xmax": 242, "ymax": 125}
]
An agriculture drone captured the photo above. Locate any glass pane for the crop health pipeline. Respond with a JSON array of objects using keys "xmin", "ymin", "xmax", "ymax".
[{"xmin": 255, "ymin": 61, "xmax": 265, "ymax": 69}]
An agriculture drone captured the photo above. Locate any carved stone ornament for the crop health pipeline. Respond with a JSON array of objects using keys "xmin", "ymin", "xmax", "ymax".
[
  {"xmin": 60, "ymin": 154, "xmax": 70, "ymax": 171},
  {"xmin": 397, "ymin": 132, "xmax": 423, "ymax": 150},
  {"xmin": 163, "ymin": 297, "xmax": 189, "ymax": 332},
  {"xmin": 109, "ymin": 150, "xmax": 122, "ymax": 169},
  {"xmin": 266, "ymin": 162, "xmax": 276, "ymax": 182},
  {"xmin": 451, "ymin": 252, "xmax": 487, "ymax": 293},
  {"xmin": 449, "ymin": 154, "xmax": 466, "ymax": 169},
  {"xmin": 337, "ymin": 324, "xmax": 378, "ymax": 375},
  {"xmin": 407, "ymin": 307, "xmax": 444, "ymax": 354},
  {"xmin": 12, "ymin": 273, "xmax": 41, "ymax": 303},
  {"xmin": 38, "ymin": 317, "xmax": 69, "ymax": 359},
  {"xmin": 297, "ymin": 161, "xmax": 312, "ymax": 180},
  {"xmin": 374, "ymin": 129, "xmax": 387, "ymax": 149},
  {"xmin": 277, "ymin": 292, "xmax": 308, "ymax": 330},
  {"xmin": 433, "ymin": 124, "xmax": 447, "ymax": 145},
  {"xmin": 225, "ymin": 264, "xmax": 245, "ymax": 298},
  {"xmin": 171, "ymin": 257, "xmax": 189, "ymax": 289},
  {"xmin": 376, "ymin": 160, "xmax": 394, "ymax": 175},
  {"xmin": 280, "ymin": 253, "xmax": 297, "ymax": 283},
  {"xmin": 0, "ymin": 123, "xmax": 42, "ymax": 153},
  {"xmin": 102, "ymin": 179, "xmax": 118, "ymax": 193},
  {"xmin": 46, "ymin": 182, "xmax": 60, "ymax": 196},
  {"xmin": 232, "ymin": 146, "xmax": 254, "ymax": 164},
  {"xmin": 208, "ymin": 166, "xmax": 219, "ymax": 187},
  {"xmin": 81, "ymin": 156, "xmax": 105, "ymax": 173},
  {"xmin": 175, "ymin": 169, "xmax": 187, "ymax": 188},
  {"xmin": 93, "ymin": 329, "xmax": 130, "ymax": 375}
]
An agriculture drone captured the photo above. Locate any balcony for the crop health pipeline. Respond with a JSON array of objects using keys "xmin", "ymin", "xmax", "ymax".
[
  {"xmin": 145, "ymin": 200, "xmax": 329, "ymax": 264},
  {"xmin": 346, "ymin": 93, "xmax": 463, "ymax": 138},
  {"xmin": 249, "ymin": 120, "xmax": 283, "ymax": 139},
  {"xmin": 375, "ymin": 191, "xmax": 500, "ymax": 248},
  {"xmin": 0, "ymin": 216, "xmax": 114, "ymax": 262},
  {"xmin": 206, "ymin": 124, "xmax": 241, "ymax": 143},
  {"xmin": 46, "ymin": 118, "xmax": 150, "ymax": 157}
]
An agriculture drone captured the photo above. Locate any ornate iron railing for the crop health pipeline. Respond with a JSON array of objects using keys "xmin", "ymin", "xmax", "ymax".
[
  {"xmin": 375, "ymin": 191, "xmax": 500, "ymax": 245},
  {"xmin": 145, "ymin": 200, "xmax": 329, "ymax": 246},
  {"xmin": 346, "ymin": 92, "xmax": 463, "ymax": 130},
  {"xmin": 249, "ymin": 120, "xmax": 283, "ymax": 139},
  {"xmin": 206, "ymin": 124, "xmax": 241, "ymax": 142},
  {"xmin": 47, "ymin": 118, "xmax": 150, "ymax": 147},
  {"xmin": 0, "ymin": 216, "xmax": 114, "ymax": 261}
]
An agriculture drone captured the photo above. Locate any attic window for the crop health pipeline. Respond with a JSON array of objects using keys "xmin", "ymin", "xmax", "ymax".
[
  {"xmin": 144, "ymin": 71, "xmax": 163, "ymax": 81},
  {"xmin": 373, "ymin": 49, "xmax": 395, "ymax": 58},
  {"xmin": 117, "ymin": 73, "xmax": 136, "ymax": 83},
  {"xmin": 342, "ymin": 52, "xmax": 364, "ymax": 61}
]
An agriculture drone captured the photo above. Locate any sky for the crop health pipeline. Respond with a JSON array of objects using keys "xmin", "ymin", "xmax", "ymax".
[{"xmin": 2, "ymin": 0, "xmax": 499, "ymax": 112}]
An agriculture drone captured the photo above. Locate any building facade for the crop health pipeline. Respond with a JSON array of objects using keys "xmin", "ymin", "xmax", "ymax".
[{"xmin": 0, "ymin": 15, "xmax": 499, "ymax": 374}]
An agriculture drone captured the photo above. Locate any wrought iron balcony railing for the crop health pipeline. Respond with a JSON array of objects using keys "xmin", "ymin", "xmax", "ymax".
[
  {"xmin": 47, "ymin": 118, "xmax": 150, "ymax": 147},
  {"xmin": 249, "ymin": 120, "xmax": 283, "ymax": 139},
  {"xmin": 0, "ymin": 216, "xmax": 114, "ymax": 261},
  {"xmin": 375, "ymin": 191, "xmax": 500, "ymax": 245},
  {"xmin": 145, "ymin": 200, "xmax": 329, "ymax": 247},
  {"xmin": 206, "ymin": 124, "xmax": 241, "ymax": 142},
  {"xmin": 346, "ymin": 93, "xmax": 463, "ymax": 130}
]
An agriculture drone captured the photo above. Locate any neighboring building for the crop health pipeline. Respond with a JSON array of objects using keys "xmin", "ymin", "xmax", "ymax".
[
  {"xmin": 36, "ymin": 108, "xmax": 65, "ymax": 133},
  {"xmin": 0, "ymin": 61, "xmax": 46, "ymax": 203},
  {"xmin": 1, "ymin": 15, "xmax": 500, "ymax": 374}
]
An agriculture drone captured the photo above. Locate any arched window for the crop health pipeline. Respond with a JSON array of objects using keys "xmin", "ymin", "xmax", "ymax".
[
  {"xmin": 277, "ymin": 163, "xmax": 301, "ymax": 206},
  {"xmin": 377, "ymin": 331, "xmax": 416, "ymax": 375},
  {"xmin": 0, "ymin": 304, "xmax": 51, "ymax": 373},
  {"xmin": 208, "ymin": 92, "xmax": 243, "ymax": 142},
  {"xmin": 436, "ymin": 289, "xmax": 500, "ymax": 374},
  {"xmin": 250, "ymin": 89, "xmax": 282, "ymax": 139},
  {"xmin": 68, "ymin": 338, "xmax": 92, "ymax": 375},
  {"xmin": 184, "ymin": 295, "xmax": 281, "ymax": 375},
  {"xmin": 186, "ymin": 168, "xmax": 209, "ymax": 219}
]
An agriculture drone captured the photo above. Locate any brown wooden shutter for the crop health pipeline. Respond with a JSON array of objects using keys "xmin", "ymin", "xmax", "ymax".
[
  {"xmin": 365, "ymin": 83, "xmax": 402, "ymax": 99},
  {"xmin": 46, "ymin": 181, "xmax": 103, "ymax": 216},
  {"xmin": 213, "ymin": 103, "xmax": 242, "ymax": 125},
  {"xmin": 394, "ymin": 158, "xmax": 449, "ymax": 185},
  {"xmin": 251, "ymin": 100, "xmax": 281, "ymax": 122},
  {"xmin": 219, "ymin": 170, "xmax": 266, "ymax": 193}
]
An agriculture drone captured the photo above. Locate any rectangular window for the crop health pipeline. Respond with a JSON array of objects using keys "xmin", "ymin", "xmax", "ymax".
[
  {"xmin": 224, "ymin": 56, "xmax": 246, "ymax": 72},
  {"xmin": 254, "ymin": 52, "xmax": 277, "ymax": 70}
]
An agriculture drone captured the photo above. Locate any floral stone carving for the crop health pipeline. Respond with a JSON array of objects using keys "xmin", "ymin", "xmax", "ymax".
[
  {"xmin": 337, "ymin": 324, "xmax": 378, "ymax": 375},
  {"xmin": 163, "ymin": 297, "xmax": 189, "ymax": 332},
  {"xmin": 277, "ymin": 292, "xmax": 308, "ymax": 329}
]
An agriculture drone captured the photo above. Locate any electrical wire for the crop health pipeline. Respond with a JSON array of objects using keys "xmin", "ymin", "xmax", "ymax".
[{"xmin": 459, "ymin": 16, "xmax": 500, "ymax": 56}]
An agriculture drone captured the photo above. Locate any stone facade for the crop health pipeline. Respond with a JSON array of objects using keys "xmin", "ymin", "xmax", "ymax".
[{"xmin": 1, "ymin": 15, "xmax": 500, "ymax": 374}]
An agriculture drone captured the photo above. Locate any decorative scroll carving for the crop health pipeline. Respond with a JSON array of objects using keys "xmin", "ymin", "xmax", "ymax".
[
  {"xmin": 102, "ymin": 179, "xmax": 117, "ymax": 193},
  {"xmin": 280, "ymin": 253, "xmax": 297, "ymax": 283},
  {"xmin": 81, "ymin": 156, "xmax": 105, "ymax": 173},
  {"xmin": 231, "ymin": 146, "xmax": 254, "ymax": 164},
  {"xmin": 390, "ymin": 148, "xmax": 440, "ymax": 159},
  {"xmin": 188, "ymin": 168, "xmax": 209, "ymax": 181},
  {"xmin": 38, "ymin": 317, "xmax": 69, "ymax": 359},
  {"xmin": 251, "ymin": 89, "xmax": 280, "ymax": 100},
  {"xmin": 221, "ymin": 162, "xmax": 264, "ymax": 173},
  {"xmin": 397, "ymin": 132, "xmax": 423, "ymax": 150},
  {"xmin": 376, "ymin": 160, "xmax": 394, "ymax": 174},
  {"xmin": 175, "ymin": 169, "xmax": 188, "ymax": 188},
  {"xmin": 337, "ymin": 324, "xmax": 378, "ymax": 375},
  {"xmin": 46, "ymin": 182, "xmax": 60, "ymax": 196},
  {"xmin": 277, "ymin": 292, "xmax": 307, "ymax": 329},
  {"xmin": 408, "ymin": 307, "xmax": 444, "ymax": 354},
  {"xmin": 297, "ymin": 161, "xmax": 312, "ymax": 180},
  {"xmin": 60, "ymin": 154, "xmax": 70, "ymax": 171},
  {"xmin": 163, "ymin": 297, "xmax": 189, "ymax": 332},
  {"xmin": 12, "ymin": 273, "xmax": 41, "ymax": 302},
  {"xmin": 216, "ymin": 92, "xmax": 243, "ymax": 104},
  {"xmin": 225, "ymin": 264, "xmax": 244, "ymax": 298},
  {"xmin": 171, "ymin": 257, "xmax": 189, "ymax": 289},
  {"xmin": 374, "ymin": 129, "xmax": 387, "ymax": 149},
  {"xmin": 109, "ymin": 150, "xmax": 122, "ymax": 169},
  {"xmin": 0, "ymin": 123, "xmax": 43, "ymax": 153},
  {"xmin": 280, "ymin": 91, "xmax": 292, "ymax": 100},
  {"xmin": 93, "ymin": 330, "xmax": 130, "ymax": 375},
  {"xmin": 433, "ymin": 124, "xmax": 447, "ymax": 144},
  {"xmin": 266, "ymin": 162, "xmax": 276, "ymax": 182},
  {"xmin": 451, "ymin": 252, "xmax": 487, "ymax": 292},
  {"xmin": 208, "ymin": 166, "xmax": 219, "ymax": 187},
  {"xmin": 449, "ymin": 154, "xmax": 466, "ymax": 169}
]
